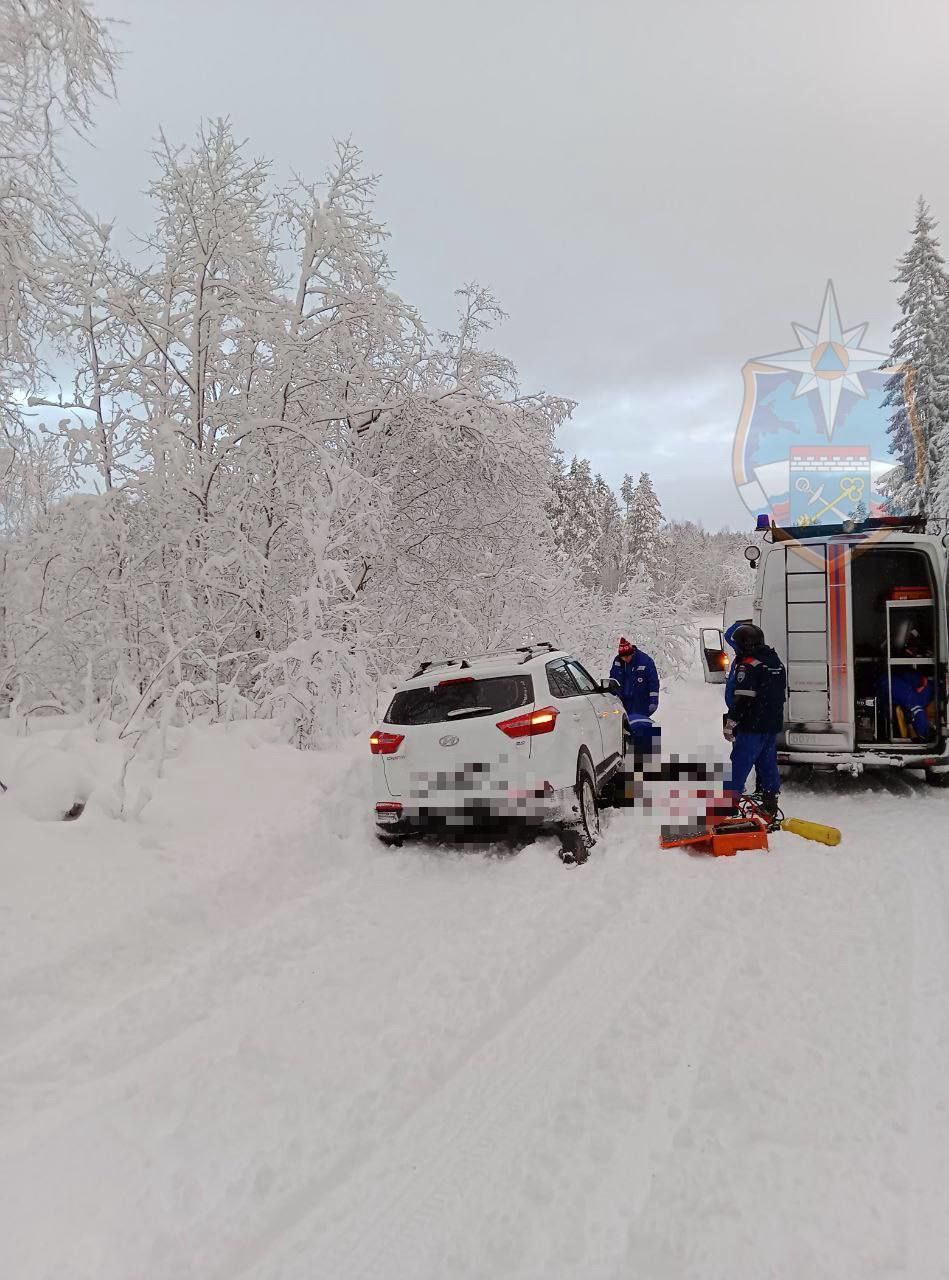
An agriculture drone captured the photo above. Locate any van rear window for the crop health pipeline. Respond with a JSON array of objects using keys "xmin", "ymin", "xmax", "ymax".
[{"xmin": 386, "ymin": 675, "xmax": 534, "ymax": 725}]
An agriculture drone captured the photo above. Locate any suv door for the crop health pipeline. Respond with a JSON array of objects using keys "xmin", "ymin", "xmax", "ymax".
[
  {"xmin": 564, "ymin": 658, "xmax": 616, "ymax": 765},
  {"xmin": 546, "ymin": 658, "xmax": 606, "ymax": 765},
  {"xmin": 544, "ymin": 659, "xmax": 593, "ymax": 775}
]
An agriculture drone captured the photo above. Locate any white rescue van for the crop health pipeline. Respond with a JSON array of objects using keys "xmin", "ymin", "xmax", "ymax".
[{"xmin": 700, "ymin": 517, "xmax": 949, "ymax": 781}]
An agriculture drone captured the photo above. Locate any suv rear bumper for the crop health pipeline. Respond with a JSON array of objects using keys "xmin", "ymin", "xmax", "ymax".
[{"xmin": 374, "ymin": 783, "xmax": 580, "ymax": 834}]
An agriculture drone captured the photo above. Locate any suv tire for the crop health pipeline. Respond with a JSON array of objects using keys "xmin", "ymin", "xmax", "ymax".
[
  {"xmin": 376, "ymin": 831, "xmax": 405, "ymax": 847},
  {"xmin": 560, "ymin": 757, "xmax": 599, "ymax": 864}
]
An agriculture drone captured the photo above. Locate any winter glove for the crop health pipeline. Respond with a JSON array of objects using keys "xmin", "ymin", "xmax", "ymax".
[
  {"xmin": 648, "ymin": 698, "xmax": 659, "ymax": 716},
  {"xmin": 723, "ymin": 716, "xmax": 737, "ymax": 743}
]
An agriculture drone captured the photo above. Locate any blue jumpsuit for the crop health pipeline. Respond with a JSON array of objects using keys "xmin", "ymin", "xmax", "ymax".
[
  {"xmin": 878, "ymin": 671, "xmax": 934, "ymax": 738},
  {"xmin": 725, "ymin": 643, "xmax": 787, "ymax": 798},
  {"xmin": 610, "ymin": 648, "xmax": 660, "ymax": 754}
]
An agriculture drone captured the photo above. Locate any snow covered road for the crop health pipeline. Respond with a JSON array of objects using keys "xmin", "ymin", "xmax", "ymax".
[{"xmin": 3, "ymin": 670, "xmax": 949, "ymax": 1279}]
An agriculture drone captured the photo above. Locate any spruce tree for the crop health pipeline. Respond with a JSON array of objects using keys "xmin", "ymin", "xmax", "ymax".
[
  {"xmin": 882, "ymin": 197, "xmax": 949, "ymax": 515},
  {"xmin": 624, "ymin": 472, "xmax": 663, "ymax": 582},
  {"xmin": 548, "ymin": 455, "xmax": 604, "ymax": 586},
  {"xmin": 593, "ymin": 474, "xmax": 623, "ymax": 592}
]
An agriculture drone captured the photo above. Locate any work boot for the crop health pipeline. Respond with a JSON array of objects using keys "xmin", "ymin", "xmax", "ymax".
[{"xmin": 760, "ymin": 791, "xmax": 781, "ymax": 819}]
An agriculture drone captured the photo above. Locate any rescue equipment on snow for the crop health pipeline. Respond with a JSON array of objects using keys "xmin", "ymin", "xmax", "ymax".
[
  {"xmin": 779, "ymin": 816, "xmax": 841, "ymax": 846},
  {"xmin": 659, "ymin": 796, "xmax": 841, "ymax": 856}
]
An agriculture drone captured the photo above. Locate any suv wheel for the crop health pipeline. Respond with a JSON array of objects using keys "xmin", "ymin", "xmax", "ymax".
[
  {"xmin": 376, "ymin": 831, "xmax": 405, "ymax": 847},
  {"xmin": 560, "ymin": 759, "xmax": 599, "ymax": 864}
]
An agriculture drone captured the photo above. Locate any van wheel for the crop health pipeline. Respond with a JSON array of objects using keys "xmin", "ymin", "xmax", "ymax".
[
  {"xmin": 925, "ymin": 767, "xmax": 949, "ymax": 787},
  {"xmin": 559, "ymin": 760, "xmax": 599, "ymax": 864}
]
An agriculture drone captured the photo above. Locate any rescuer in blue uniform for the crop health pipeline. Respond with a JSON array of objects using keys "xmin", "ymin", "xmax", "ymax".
[
  {"xmin": 877, "ymin": 624, "xmax": 934, "ymax": 739},
  {"xmin": 723, "ymin": 621, "xmax": 745, "ymax": 717},
  {"xmin": 724, "ymin": 619, "xmax": 761, "ymax": 794},
  {"xmin": 722, "ymin": 622, "xmax": 787, "ymax": 815},
  {"xmin": 610, "ymin": 636, "xmax": 660, "ymax": 762},
  {"xmin": 884, "ymin": 670, "xmax": 934, "ymax": 737}
]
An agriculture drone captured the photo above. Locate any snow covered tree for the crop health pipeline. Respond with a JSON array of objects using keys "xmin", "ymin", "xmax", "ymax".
[
  {"xmin": 660, "ymin": 521, "xmax": 751, "ymax": 612},
  {"xmin": 548, "ymin": 455, "xmax": 604, "ymax": 586},
  {"xmin": 1, "ymin": 20, "xmax": 737, "ymax": 742},
  {"xmin": 593, "ymin": 474, "xmax": 623, "ymax": 592},
  {"xmin": 883, "ymin": 197, "xmax": 949, "ymax": 515},
  {"xmin": 359, "ymin": 285, "xmax": 572, "ymax": 676},
  {"xmin": 548, "ymin": 455, "xmax": 632, "ymax": 592},
  {"xmin": 622, "ymin": 471, "xmax": 663, "ymax": 584},
  {"xmin": 0, "ymin": 0, "xmax": 116, "ymax": 440},
  {"xmin": 0, "ymin": 0, "xmax": 117, "ymax": 714}
]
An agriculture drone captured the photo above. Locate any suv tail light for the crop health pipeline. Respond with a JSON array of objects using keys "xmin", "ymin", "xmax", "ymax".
[
  {"xmin": 497, "ymin": 706, "xmax": 559, "ymax": 738},
  {"xmin": 370, "ymin": 729, "xmax": 405, "ymax": 755}
]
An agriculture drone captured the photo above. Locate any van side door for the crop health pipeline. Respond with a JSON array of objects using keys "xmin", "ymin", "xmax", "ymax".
[{"xmin": 699, "ymin": 627, "xmax": 728, "ymax": 684}]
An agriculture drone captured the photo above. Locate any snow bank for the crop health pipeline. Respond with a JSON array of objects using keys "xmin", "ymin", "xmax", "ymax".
[
  {"xmin": 1, "ymin": 737, "xmax": 92, "ymax": 821},
  {"xmin": 0, "ymin": 717, "xmax": 370, "ymax": 989}
]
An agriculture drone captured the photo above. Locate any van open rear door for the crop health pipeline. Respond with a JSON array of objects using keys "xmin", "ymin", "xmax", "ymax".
[{"xmin": 778, "ymin": 543, "xmax": 854, "ymax": 751}]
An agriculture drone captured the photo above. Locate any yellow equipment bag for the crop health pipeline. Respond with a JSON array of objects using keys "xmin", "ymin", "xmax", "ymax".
[{"xmin": 780, "ymin": 817, "xmax": 841, "ymax": 847}]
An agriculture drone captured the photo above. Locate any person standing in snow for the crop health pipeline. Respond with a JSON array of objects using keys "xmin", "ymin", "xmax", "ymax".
[
  {"xmin": 610, "ymin": 636, "xmax": 660, "ymax": 762},
  {"xmin": 723, "ymin": 618, "xmax": 761, "ymax": 794},
  {"xmin": 722, "ymin": 620, "xmax": 747, "ymax": 716},
  {"xmin": 722, "ymin": 622, "xmax": 786, "ymax": 816}
]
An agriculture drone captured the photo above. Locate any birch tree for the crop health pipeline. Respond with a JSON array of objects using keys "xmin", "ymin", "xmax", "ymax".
[{"xmin": 1, "ymin": 0, "xmax": 116, "ymax": 436}]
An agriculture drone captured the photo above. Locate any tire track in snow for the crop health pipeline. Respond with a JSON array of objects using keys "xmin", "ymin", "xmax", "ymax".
[
  {"xmin": 213, "ymin": 864, "xmax": 722, "ymax": 1280},
  {"xmin": 0, "ymin": 841, "xmax": 624, "ymax": 1147},
  {"xmin": 614, "ymin": 828, "xmax": 926, "ymax": 1280},
  {"xmin": 0, "ymin": 842, "xmax": 358, "ymax": 1101},
  {"xmin": 906, "ymin": 844, "xmax": 949, "ymax": 1278}
]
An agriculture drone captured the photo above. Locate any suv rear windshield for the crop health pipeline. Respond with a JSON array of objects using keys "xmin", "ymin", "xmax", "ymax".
[{"xmin": 385, "ymin": 674, "xmax": 534, "ymax": 725}]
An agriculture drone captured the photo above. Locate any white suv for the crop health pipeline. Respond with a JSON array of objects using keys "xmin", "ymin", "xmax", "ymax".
[{"xmin": 370, "ymin": 642, "xmax": 629, "ymax": 859}]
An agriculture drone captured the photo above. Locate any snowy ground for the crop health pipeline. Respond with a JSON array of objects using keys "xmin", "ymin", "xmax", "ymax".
[{"xmin": 3, "ymin": 656, "xmax": 949, "ymax": 1280}]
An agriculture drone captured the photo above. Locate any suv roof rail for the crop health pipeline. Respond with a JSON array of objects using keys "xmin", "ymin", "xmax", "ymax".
[
  {"xmin": 409, "ymin": 657, "xmax": 471, "ymax": 680},
  {"xmin": 408, "ymin": 642, "xmax": 561, "ymax": 679},
  {"xmin": 516, "ymin": 640, "xmax": 558, "ymax": 664}
]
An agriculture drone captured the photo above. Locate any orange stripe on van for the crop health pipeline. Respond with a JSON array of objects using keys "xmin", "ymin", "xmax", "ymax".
[{"xmin": 827, "ymin": 545, "xmax": 849, "ymax": 723}]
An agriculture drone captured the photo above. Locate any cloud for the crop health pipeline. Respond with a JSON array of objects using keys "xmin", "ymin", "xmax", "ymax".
[
  {"xmin": 557, "ymin": 372, "xmax": 751, "ymax": 527},
  {"xmin": 67, "ymin": 0, "xmax": 949, "ymax": 530}
]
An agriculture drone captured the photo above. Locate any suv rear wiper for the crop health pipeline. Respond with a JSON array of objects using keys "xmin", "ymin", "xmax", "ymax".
[{"xmin": 445, "ymin": 706, "xmax": 493, "ymax": 718}]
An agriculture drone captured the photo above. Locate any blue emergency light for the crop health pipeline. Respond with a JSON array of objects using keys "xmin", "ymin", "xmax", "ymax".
[{"xmin": 755, "ymin": 513, "xmax": 771, "ymax": 531}]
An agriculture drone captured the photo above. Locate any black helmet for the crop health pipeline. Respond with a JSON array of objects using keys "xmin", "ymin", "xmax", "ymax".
[{"xmin": 731, "ymin": 622, "xmax": 764, "ymax": 653}]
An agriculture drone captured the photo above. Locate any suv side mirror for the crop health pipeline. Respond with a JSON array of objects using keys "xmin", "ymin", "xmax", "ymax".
[{"xmin": 600, "ymin": 677, "xmax": 621, "ymax": 695}]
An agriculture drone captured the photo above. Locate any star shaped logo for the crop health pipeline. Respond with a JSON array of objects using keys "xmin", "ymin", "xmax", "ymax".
[{"xmin": 755, "ymin": 280, "xmax": 884, "ymax": 438}]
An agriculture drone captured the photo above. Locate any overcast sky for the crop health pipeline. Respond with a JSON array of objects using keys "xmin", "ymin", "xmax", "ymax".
[{"xmin": 68, "ymin": 0, "xmax": 949, "ymax": 529}]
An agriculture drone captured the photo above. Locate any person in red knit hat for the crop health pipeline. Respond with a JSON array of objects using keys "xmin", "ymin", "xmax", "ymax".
[{"xmin": 610, "ymin": 636, "xmax": 660, "ymax": 763}]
